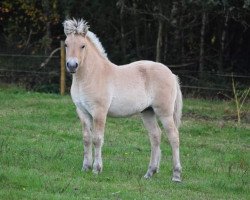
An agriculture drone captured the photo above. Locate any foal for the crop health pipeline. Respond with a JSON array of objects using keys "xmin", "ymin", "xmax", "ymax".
[{"xmin": 63, "ymin": 19, "xmax": 183, "ymax": 182}]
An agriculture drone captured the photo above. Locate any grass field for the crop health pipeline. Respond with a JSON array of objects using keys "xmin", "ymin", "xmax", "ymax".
[{"xmin": 0, "ymin": 86, "xmax": 249, "ymax": 200}]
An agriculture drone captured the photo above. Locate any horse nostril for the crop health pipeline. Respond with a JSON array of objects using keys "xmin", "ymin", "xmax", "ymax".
[
  {"xmin": 67, "ymin": 62, "xmax": 78, "ymax": 69},
  {"xmin": 66, "ymin": 58, "xmax": 79, "ymax": 73},
  {"xmin": 66, "ymin": 60, "xmax": 78, "ymax": 73}
]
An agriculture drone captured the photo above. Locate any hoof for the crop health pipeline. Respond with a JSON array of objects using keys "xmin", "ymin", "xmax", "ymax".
[
  {"xmin": 92, "ymin": 169, "xmax": 99, "ymax": 174},
  {"xmin": 144, "ymin": 167, "xmax": 157, "ymax": 179},
  {"xmin": 172, "ymin": 166, "xmax": 182, "ymax": 182},
  {"xmin": 144, "ymin": 173, "xmax": 152, "ymax": 179},
  {"xmin": 172, "ymin": 176, "xmax": 181, "ymax": 182},
  {"xmin": 92, "ymin": 169, "xmax": 102, "ymax": 174},
  {"xmin": 82, "ymin": 165, "xmax": 92, "ymax": 172},
  {"xmin": 92, "ymin": 163, "xmax": 102, "ymax": 174}
]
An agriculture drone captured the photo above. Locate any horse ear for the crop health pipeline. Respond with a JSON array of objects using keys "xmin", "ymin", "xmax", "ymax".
[
  {"xmin": 63, "ymin": 20, "xmax": 70, "ymax": 36},
  {"xmin": 81, "ymin": 21, "xmax": 89, "ymax": 37},
  {"xmin": 82, "ymin": 27, "xmax": 89, "ymax": 37}
]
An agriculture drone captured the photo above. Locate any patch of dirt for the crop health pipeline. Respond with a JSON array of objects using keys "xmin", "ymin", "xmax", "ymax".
[
  {"xmin": 183, "ymin": 111, "xmax": 250, "ymax": 124},
  {"xmin": 223, "ymin": 111, "xmax": 250, "ymax": 123},
  {"xmin": 183, "ymin": 112, "xmax": 214, "ymax": 121}
]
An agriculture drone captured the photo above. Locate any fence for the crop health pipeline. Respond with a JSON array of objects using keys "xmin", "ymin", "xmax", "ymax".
[
  {"xmin": 173, "ymin": 69, "xmax": 250, "ymax": 98},
  {"xmin": 0, "ymin": 42, "xmax": 249, "ymax": 98},
  {"xmin": 0, "ymin": 41, "xmax": 66, "ymax": 95}
]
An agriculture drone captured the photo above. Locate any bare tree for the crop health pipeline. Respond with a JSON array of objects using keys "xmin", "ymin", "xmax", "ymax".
[
  {"xmin": 133, "ymin": 0, "xmax": 141, "ymax": 58},
  {"xmin": 219, "ymin": 9, "xmax": 229, "ymax": 73},
  {"xmin": 156, "ymin": 1, "xmax": 163, "ymax": 62},
  {"xmin": 117, "ymin": 0, "xmax": 126, "ymax": 59},
  {"xmin": 42, "ymin": 0, "xmax": 52, "ymax": 55},
  {"xmin": 170, "ymin": 0, "xmax": 181, "ymax": 63},
  {"xmin": 199, "ymin": 10, "xmax": 207, "ymax": 78}
]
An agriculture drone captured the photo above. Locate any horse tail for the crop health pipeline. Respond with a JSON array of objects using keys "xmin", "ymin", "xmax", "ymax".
[{"xmin": 173, "ymin": 75, "xmax": 183, "ymax": 128}]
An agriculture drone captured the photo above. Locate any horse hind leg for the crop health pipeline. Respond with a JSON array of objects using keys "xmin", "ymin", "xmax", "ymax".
[
  {"xmin": 158, "ymin": 114, "xmax": 182, "ymax": 182},
  {"xmin": 141, "ymin": 108, "xmax": 162, "ymax": 179}
]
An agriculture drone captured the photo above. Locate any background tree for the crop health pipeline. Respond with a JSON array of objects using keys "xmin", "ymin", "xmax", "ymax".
[
  {"xmin": 0, "ymin": 0, "xmax": 249, "ymax": 93},
  {"xmin": 0, "ymin": 0, "xmax": 59, "ymax": 54}
]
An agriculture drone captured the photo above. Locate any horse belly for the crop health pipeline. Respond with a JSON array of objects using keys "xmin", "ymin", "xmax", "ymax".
[{"xmin": 108, "ymin": 93, "xmax": 150, "ymax": 117}]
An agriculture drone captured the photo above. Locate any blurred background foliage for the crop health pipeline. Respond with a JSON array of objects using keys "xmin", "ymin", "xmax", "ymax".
[{"xmin": 0, "ymin": 0, "xmax": 249, "ymax": 95}]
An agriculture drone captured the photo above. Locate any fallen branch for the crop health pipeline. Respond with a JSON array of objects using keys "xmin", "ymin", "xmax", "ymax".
[
  {"xmin": 40, "ymin": 47, "xmax": 60, "ymax": 67},
  {"xmin": 168, "ymin": 62, "xmax": 195, "ymax": 68}
]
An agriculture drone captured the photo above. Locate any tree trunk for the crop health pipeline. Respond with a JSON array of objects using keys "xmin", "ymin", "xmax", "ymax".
[
  {"xmin": 156, "ymin": 2, "xmax": 163, "ymax": 62},
  {"xmin": 219, "ymin": 10, "xmax": 229, "ymax": 73},
  {"xmin": 163, "ymin": 31, "xmax": 168, "ymax": 63},
  {"xmin": 119, "ymin": 0, "xmax": 126, "ymax": 61},
  {"xmin": 42, "ymin": 0, "xmax": 51, "ymax": 55},
  {"xmin": 199, "ymin": 10, "xmax": 207, "ymax": 79},
  {"xmin": 45, "ymin": 21, "xmax": 51, "ymax": 54},
  {"xmin": 180, "ymin": 0, "xmax": 185, "ymax": 63},
  {"xmin": 133, "ymin": 1, "xmax": 141, "ymax": 58},
  {"xmin": 144, "ymin": 19, "xmax": 149, "ymax": 58},
  {"xmin": 156, "ymin": 20, "xmax": 163, "ymax": 62},
  {"xmin": 171, "ymin": 0, "xmax": 180, "ymax": 63}
]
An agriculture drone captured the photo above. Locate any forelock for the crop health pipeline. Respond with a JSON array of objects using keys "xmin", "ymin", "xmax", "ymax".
[{"xmin": 63, "ymin": 18, "xmax": 89, "ymax": 36}]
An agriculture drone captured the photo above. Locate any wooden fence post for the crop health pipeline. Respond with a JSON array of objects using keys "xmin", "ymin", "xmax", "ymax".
[{"xmin": 60, "ymin": 41, "xmax": 66, "ymax": 95}]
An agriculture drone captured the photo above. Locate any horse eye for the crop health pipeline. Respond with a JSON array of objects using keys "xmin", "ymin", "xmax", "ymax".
[{"xmin": 81, "ymin": 45, "xmax": 85, "ymax": 49}]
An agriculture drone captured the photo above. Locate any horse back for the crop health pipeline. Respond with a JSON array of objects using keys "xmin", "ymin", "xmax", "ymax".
[{"xmin": 108, "ymin": 60, "xmax": 176, "ymax": 117}]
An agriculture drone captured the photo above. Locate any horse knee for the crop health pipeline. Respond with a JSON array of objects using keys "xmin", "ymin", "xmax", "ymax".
[
  {"xmin": 168, "ymin": 136, "xmax": 179, "ymax": 148},
  {"xmin": 93, "ymin": 135, "xmax": 103, "ymax": 147},
  {"xmin": 83, "ymin": 129, "xmax": 92, "ymax": 145},
  {"xmin": 83, "ymin": 137, "xmax": 92, "ymax": 147},
  {"xmin": 150, "ymin": 132, "xmax": 161, "ymax": 146}
]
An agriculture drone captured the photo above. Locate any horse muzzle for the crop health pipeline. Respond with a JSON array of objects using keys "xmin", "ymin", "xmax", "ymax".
[{"xmin": 66, "ymin": 58, "xmax": 79, "ymax": 74}]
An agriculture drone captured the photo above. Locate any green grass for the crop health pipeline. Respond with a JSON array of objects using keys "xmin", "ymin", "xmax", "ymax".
[{"xmin": 0, "ymin": 86, "xmax": 249, "ymax": 200}]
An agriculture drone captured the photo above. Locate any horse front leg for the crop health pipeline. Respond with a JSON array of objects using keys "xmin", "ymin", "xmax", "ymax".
[
  {"xmin": 92, "ymin": 113, "xmax": 107, "ymax": 174},
  {"xmin": 77, "ymin": 108, "xmax": 93, "ymax": 171},
  {"xmin": 82, "ymin": 126, "xmax": 93, "ymax": 171}
]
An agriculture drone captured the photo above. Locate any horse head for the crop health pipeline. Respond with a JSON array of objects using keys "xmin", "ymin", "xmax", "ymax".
[{"xmin": 63, "ymin": 19, "xmax": 89, "ymax": 73}]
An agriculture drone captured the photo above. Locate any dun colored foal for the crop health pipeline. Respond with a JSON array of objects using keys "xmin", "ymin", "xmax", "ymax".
[{"xmin": 63, "ymin": 19, "xmax": 183, "ymax": 182}]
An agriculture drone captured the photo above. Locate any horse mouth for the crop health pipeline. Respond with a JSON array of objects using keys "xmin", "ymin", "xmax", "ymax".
[{"xmin": 66, "ymin": 68, "xmax": 76, "ymax": 74}]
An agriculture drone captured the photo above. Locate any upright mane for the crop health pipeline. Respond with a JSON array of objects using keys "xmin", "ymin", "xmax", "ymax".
[
  {"xmin": 63, "ymin": 18, "xmax": 107, "ymax": 58},
  {"xmin": 86, "ymin": 31, "xmax": 107, "ymax": 58}
]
